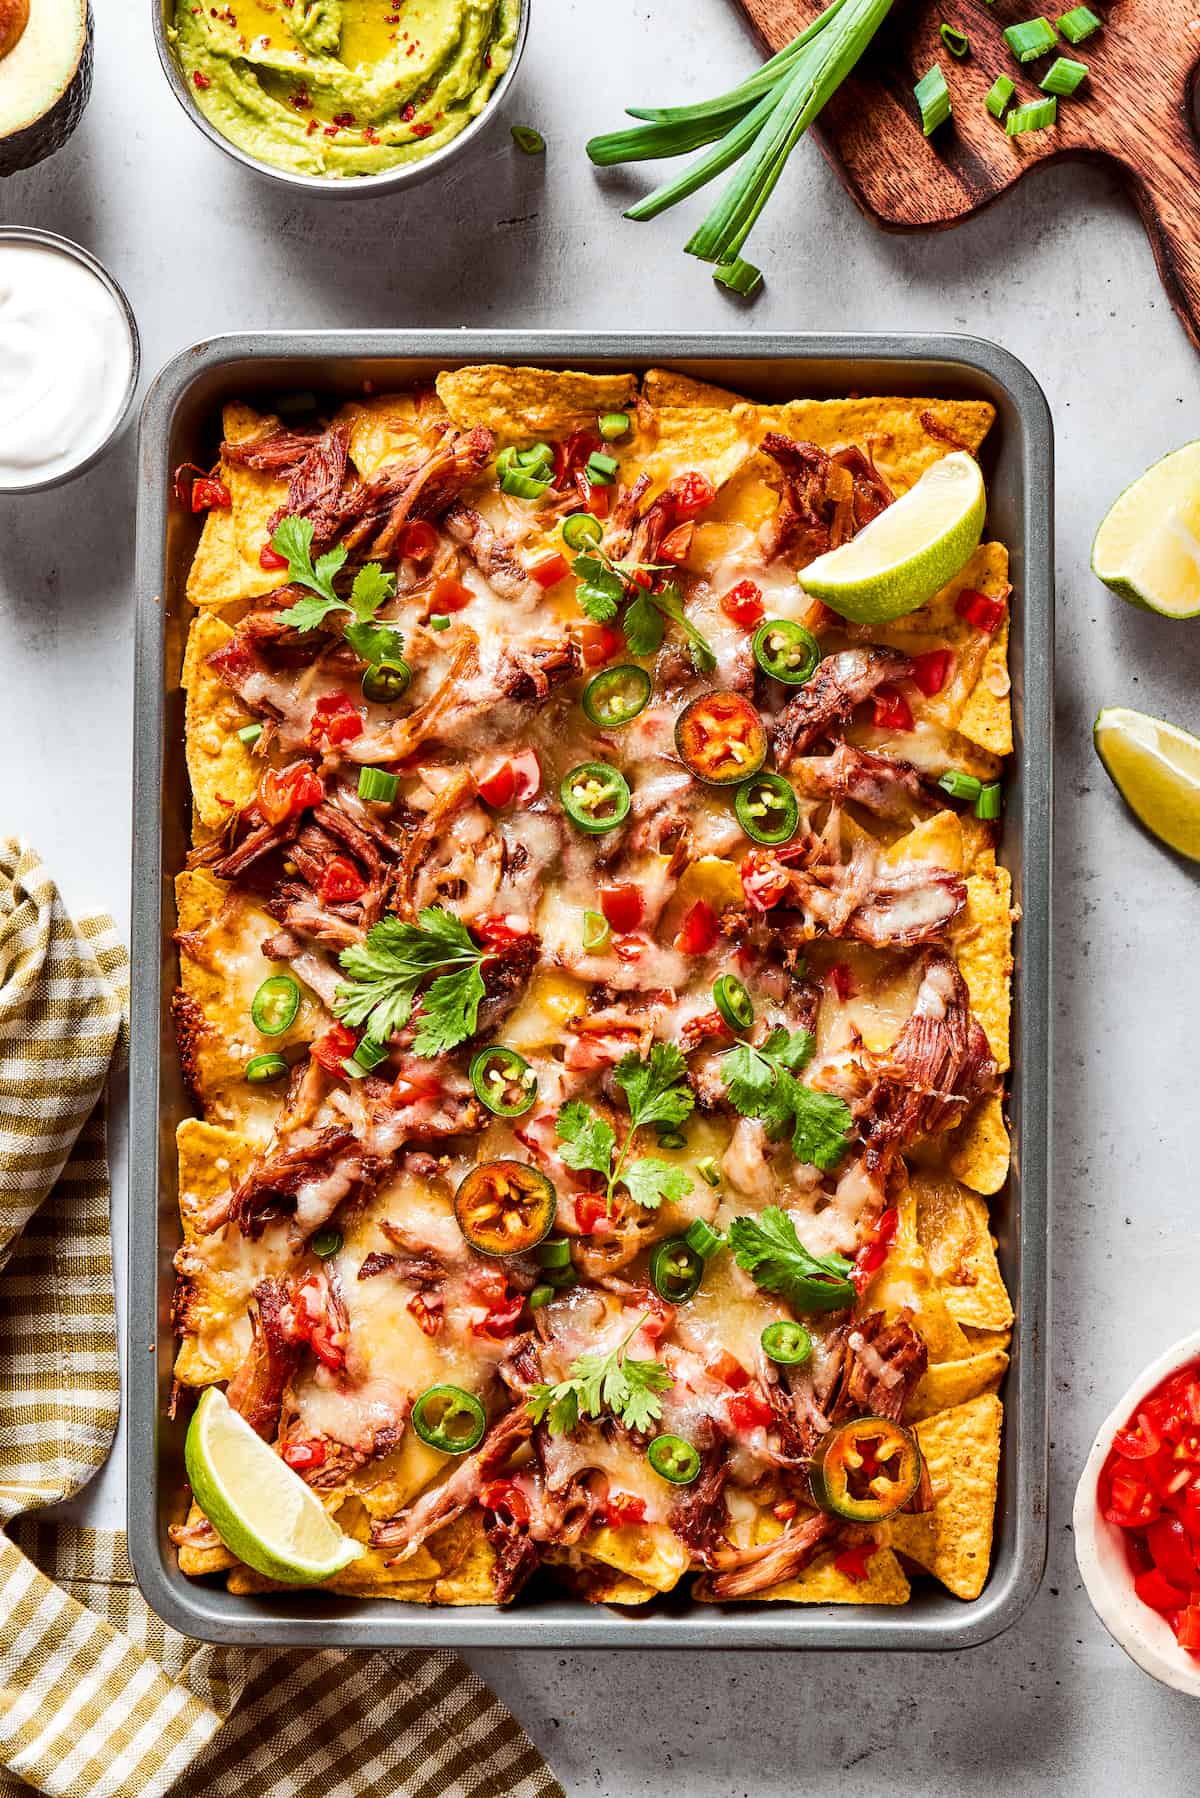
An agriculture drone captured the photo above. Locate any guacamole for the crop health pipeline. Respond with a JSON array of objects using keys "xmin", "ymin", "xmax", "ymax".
[{"xmin": 170, "ymin": 0, "xmax": 518, "ymax": 178}]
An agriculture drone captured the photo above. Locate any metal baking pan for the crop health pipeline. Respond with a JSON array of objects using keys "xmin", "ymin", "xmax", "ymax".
[{"xmin": 130, "ymin": 331, "xmax": 1052, "ymax": 1649}]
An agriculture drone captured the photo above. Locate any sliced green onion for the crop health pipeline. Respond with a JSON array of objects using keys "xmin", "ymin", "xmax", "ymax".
[
  {"xmin": 541, "ymin": 1263, "xmax": 577, "ymax": 1289},
  {"xmin": 985, "ymin": 74, "xmax": 1015, "ymax": 118},
  {"xmin": 696, "ymin": 1156, "xmax": 722, "ymax": 1189},
  {"xmin": 358, "ymin": 766, "xmax": 398, "ymax": 804},
  {"xmin": 1056, "ymin": 4, "xmax": 1100, "ymax": 43},
  {"xmin": 685, "ymin": 1218, "xmax": 724, "ymax": 1259},
  {"xmin": 1003, "ymin": 16, "xmax": 1058, "ymax": 60},
  {"xmin": 582, "ymin": 908, "xmax": 611, "ymax": 952},
  {"xmin": 714, "ymin": 256, "xmax": 764, "ymax": 297},
  {"xmin": 1006, "ymin": 94, "xmax": 1058, "ymax": 131},
  {"xmin": 429, "ymin": 614, "xmax": 451, "ymax": 631},
  {"xmin": 914, "ymin": 63, "xmax": 951, "ymax": 134},
  {"xmin": 562, "ymin": 512, "xmax": 603, "ymax": 551},
  {"xmin": 516, "ymin": 443, "xmax": 554, "ymax": 473},
  {"xmin": 529, "ymin": 1283, "xmax": 556, "ymax": 1310},
  {"xmin": 536, "ymin": 1237, "xmax": 573, "ymax": 1269},
  {"xmin": 598, "ymin": 412, "xmax": 631, "ymax": 440},
  {"xmin": 345, "ymin": 1035, "xmax": 388, "ymax": 1076},
  {"xmin": 311, "ymin": 1227, "xmax": 342, "ymax": 1259},
  {"xmin": 511, "ymin": 124, "xmax": 545, "ymax": 154},
  {"xmin": 500, "ymin": 467, "xmax": 551, "ymax": 500},
  {"xmin": 976, "ymin": 781, "xmax": 1003, "ymax": 820},
  {"xmin": 939, "ymin": 21, "xmax": 969, "ymax": 55},
  {"xmin": 656, "ymin": 1127, "xmax": 687, "ymax": 1151},
  {"xmin": 245, "ymin": 1052, "xmax": 288, "ymax": 1084},
  {"xmin": 585, "ymin": 451, "xmax": 619, "ymax": 485},
  {"xmin": 237, "ymin": 722, "xmax": 263, "ymax": 747},
  {"xmin": 938, "ymin": 768, "xmax": 984, "ymax": 802},
  {"xmin": 1040, "ymin": 54, "xmax": 1087, "ymax": 93}
]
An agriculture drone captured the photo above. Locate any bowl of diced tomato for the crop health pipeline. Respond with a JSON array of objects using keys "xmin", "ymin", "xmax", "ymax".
[{"xmin": 1075, "ymin": 1332, "xmax": 1200, "ymax": 1693}]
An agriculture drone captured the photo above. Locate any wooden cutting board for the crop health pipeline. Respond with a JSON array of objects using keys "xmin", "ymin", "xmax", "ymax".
[{"xmin": 736, "ymin": 0, "xmax": 1200, "ymax": 350}]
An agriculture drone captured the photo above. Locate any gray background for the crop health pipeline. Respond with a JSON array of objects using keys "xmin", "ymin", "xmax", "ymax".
[{"xmin": 2, "ymin": 0, "xmax": 1198, "ymax": 1790}]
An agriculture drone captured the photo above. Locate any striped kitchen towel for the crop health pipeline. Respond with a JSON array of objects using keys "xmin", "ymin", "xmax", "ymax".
[{"xmin": 0, "ymin": 840, "xmax": 561, "ymax": 1798}]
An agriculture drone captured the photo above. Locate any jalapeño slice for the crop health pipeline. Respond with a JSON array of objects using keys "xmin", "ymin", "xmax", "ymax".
[
  {"xmin": 735, "ymin": 771, "xmax": 800, "ymax": 845},
  {"xmin": 245, "ymin": 1052, "xmax": 289, "ymax": 1084},
  {"xmin": 361, "ymin": 660, "xmax": 412, "ymax": 704},
  {"xmin": 761, "ymin": 1320, "xmax": 813, "ymax": 1366},
  {"xmin": 582, "ymin": 665, "xmax": 652, "ymax": 728},
  {"xmin": 250, "ymin": 974, "xmax": 300, "ymax": 1037},
  {"xmin": 712, "ymin": 973, "xmax": 754, "ymax": 1033},
  {"xmin": 562, "ymin": 511, "xmax": 603, "ymax": 552},
  {"xmin": 469, "ymin": 1046, "xmax": 538, "ymax": 1117},
  {"xmin": 411, "ymin": 1385, "xmax": 487, "ymax": 1455},
  {"xmin": 648, "ymin": 1434, "xmax": 702, "ymax": 1485},
  {"xmin": 752, "ymin": 619, "xmax": 821, "ymax": 686},
  {"xmin": 454, "ymin": 1160, "xmax": 557, "ymax": 1257},
  {"xmin": 674, "ymin": 692, "xmax": 767, "ymax": 785},
  {"xmin": 561, "ymin": 762, "xmax": 632, "ymax": 834},
  {"xmin": 650, "ymin": 1236, "xmax": 704, "ymax": 1303},
  {"xmin": 808, "ymin": 1416, "xmax": 923, "ymax": 1521}
]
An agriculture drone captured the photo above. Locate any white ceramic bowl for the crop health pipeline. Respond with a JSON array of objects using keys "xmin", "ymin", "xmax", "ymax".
[{"xmin": 1074, "ymin": 1326, "xmax": 1200, "ymax": 1695}]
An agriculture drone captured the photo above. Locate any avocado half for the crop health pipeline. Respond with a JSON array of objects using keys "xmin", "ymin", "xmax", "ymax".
[{"xmin": 0, "ymin": 0, "xmax": 91, "ymax": 176}]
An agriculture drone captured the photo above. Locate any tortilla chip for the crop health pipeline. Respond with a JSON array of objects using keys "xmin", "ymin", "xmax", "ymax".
[
  {"xmin": 889, "ymin": 1395, "xmax": 1002, "ymax": 1599},
  {"xmin": 185, "ymin": 503, "xmax": 269, "ymax": 613},
  {"xmin": 878, "ymin": 544, "xmax": 1013, "ymax": 758},
  {"xmin": 624, "ymin": 405, "xmax": 755, "ymax": 501},
  {"xmin": 864, "ymin": 1196, "xmax": 972, "ymax": 1364},
  {"xmin": 581, "ymin": 1522, "xmax": 690, "ymax": 1593},
  {"xmin": 732, "ymin": 396, "xmax": 995, "ymax": 495},
  {"xmin": 641, "ymin": 367, "xmax": 746, "ymax": 409},
  {"xmin": 908, "ymin": 1345, "xmax": 1009, "ymax": 1421},
  {"xmin": 885, "ymin": 809, "xmax": 963, "ymax": 873},
  {"xmin": 960, "ymin": 817, "xmax": 998, "ymax": 875},
  {"xmin": 953, "ymin": 866, "xmax": 1014, "ymax": 1071},
  {"xmin": 950, "ymin": 1093, "xmax": 1010, "ymax": 1195},
  {"xmin": 958, "ymin": 613, "xmax": 1013, "ymax": 756},
  {"xmin": 182, "ymin": 613, "xmax": 263, "ymax": 831},
  {"xmin": 542, "ymin": 1550, "xmax": 659, "ymax": 1606},
  {"xmin": 756, "ymin": 1545, "xmax": 912, "ymax": 1606},
  {"xmin": 175, "ymin": 1501, "xmax": 238, "ymax": 1575},
  {"xmin": 910, "ymin": 1170, "xmax": 1014, "ymax": 1334},
  {"xmin": 336, "ymin": 390, "xmax": 450, "ymax": 480},
  {"xmin": 222, "ymin": 402, "xmax": 290, "ymax": 573},
  {"xmin": 435, "ymin": 365, "xmax": 637, "ymax": 439}
]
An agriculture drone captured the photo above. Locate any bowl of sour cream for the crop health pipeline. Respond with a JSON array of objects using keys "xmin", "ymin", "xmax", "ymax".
[{"xmin": 0, "ymin": 226, "xmax": 139, "ymax": 492}]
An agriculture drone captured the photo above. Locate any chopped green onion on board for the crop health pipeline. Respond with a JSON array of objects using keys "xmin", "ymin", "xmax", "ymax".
[
  {"xmin": 1040, "ymin": 55, "xmax": 1087, "ymax": 93},
  {"xmin": 985, "ymin": 75, "xmax": 1016, "ymax": 118},
  {"xmin": 1056, "ymin": 4, "xmax": 1101, "ymax": 42},
  {"xmin": 940, "ymin": 22, "xmax": 970, "ymax": 56},
  {"xmin": 1003, "ymin": 17, "xmax": 1059, "ymax": 60},
  {"xmin": 914, "ymin": 63, "xmax": 952, "ymax": 134},
  {"xmin": 1006, "ymin": 94, "xmax": 1058, "ymax": 131}
]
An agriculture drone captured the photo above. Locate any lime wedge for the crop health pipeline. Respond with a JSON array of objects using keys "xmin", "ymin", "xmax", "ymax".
[
  {"xmin": 184, "ymin": 1386, "xmax": 364, "ymax": 1585},
  {"xmin": 1094, "ymin": 706, "xmax": 1200, "ymax": 861},
  {"xmin": 798, "ymin": 450, "xmax": 986, "ymax": 623},
  {"xmin": 1092, "ymin": 441, "xmax": 1200, "ymax": 617}
]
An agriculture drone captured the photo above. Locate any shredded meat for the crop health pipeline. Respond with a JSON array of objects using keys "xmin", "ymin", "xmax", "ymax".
[
  {"xmin": 791, "ymin": 742, "xmax": 932, "ymax": 821},
  {"xmin": 484, "ymin": 1506, "xmax": 543, "ymax": 1605},
  {"xmin": 823, "ymin": 1310, "xmax": 929, "ymax": 1425},
  {"xmin": 921, "ymin": 411, "xmax": 969, "ymax": 451},
  {"xmin": 358, "ymin": 1247, "xmax": 445, "ymax": 1285},
  {"xmin": 759, "ymin": 434, "xmax": 894, "ymax": 566},
  {"xmin": 204, "ymin": 1126, "xmax": 384, "ymax": 1240},
  {"xmin": 773, "ymin": 648, "xmax": 914, "ymax": 764},
  {"xmin": 371, "ymin": 1406, "xmax": 532, "ymax": 1560},
  {"xmin": 188, "ymin": 810, "xmax": 301, "ymax": 881},
  {"xmin": 234, "ymin": 420, "xmax": 353, "ymax": 546},
  {"xmin": 443, "ymin": 502, "xmax": 537, "ymax": 602},
  {"xmin": 336, "ymin": 427, "xmax": 496, "ymax": 559},
  {"xmin": 697, "ymin": 1512, "xmax": 840, "ymax": 1599},
  {"xmin": 221, "ymin": 423, "xmax": 325, "ymax": 476},
  {"xmin": 668, "ymin": 1433, "xmax": 730, "ymax": 1567},
  {"xmin": 224, "ymin": 1278, "xmax": 301, "ymax": 1440}
]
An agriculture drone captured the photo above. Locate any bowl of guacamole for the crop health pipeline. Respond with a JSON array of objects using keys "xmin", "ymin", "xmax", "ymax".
[{"xmin": 157, "ymin": 0, "xmax": 525, "ymax": 189}]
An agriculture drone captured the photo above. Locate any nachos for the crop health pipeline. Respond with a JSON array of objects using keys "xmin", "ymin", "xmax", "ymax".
[{"xmin": 169, "ymin": 365, "xmax": 1015, "ymax": 1609}]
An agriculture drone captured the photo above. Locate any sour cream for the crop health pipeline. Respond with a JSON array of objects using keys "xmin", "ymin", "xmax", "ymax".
[{"xmin": 0, "ymin": 235, "xmax": 136, "ymax": 490}]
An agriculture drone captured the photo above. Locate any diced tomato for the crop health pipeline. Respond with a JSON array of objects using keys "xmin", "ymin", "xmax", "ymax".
[
  {"xmin": 580, "ymin": 622, "xmax": 624, "ymax": 667},
  {"xmin": 481, "ymin": 1480, "xmax": 530, "ymax": 1526},
  {"xmin": 309, "ymin": 691, "xmax": 364, "ymax": 749},
  {"xmin": 191, "ymin": 475, "xmax": 231, "ymax": 513},
  {"xmin": 910, "ymin": 648, "xmax": 954, "ymax": 696},
  {"xmin": 1133, "ymin": 1567, "xmax": 1189, "ymax": 1613},
  {"xmin": 407, "ymin": 1291, "xmax": 444, "ymax": 1337},
  {"xmin": 575, "ymin": 473, "xmax": 611, "ymax": 518},
  {"xmin": 259, "ymin": 542, "xmax": 289, "ymax": 571},
  {"xmin": 707, "ymin": 1351, "xmax": 750, "ymax": 1391},
  {"xmin": 613, "ymin": 934, "xmax": 647, "ymax": 963},
  {"xmin": 666, "ymin": 470, "xmax": 717, "ymax": 520},
  {"xmin": 1147, "ymin": 1515, "xmax": 1197, "ymax": 1588},
  {"xmin": 720, "ymin": 579, "xmax": 765, "ymax": 629},
  {"xmin": 430, "ymin": 574, "xmax": 474, "ymax": 613},
  {"xmin": 741, "ymin": 848, "xmax": 791, "ymax": 911},
  {"xmin": 291, "ymin": 1272, "xmax": 348, "ymax": 1373},
  {"xmin": 474, "ymin": 914, "xmax": 530, "ymax": 951},
  {"xmin": 674, "ymin": 898, "xmax": 719, "ymax": 956},
  {"xmin": 956, "ymin": 588, "xmax": 1007, "ymax": 634},
  {"xmin": 396, "ymin": 519, "xmax": 439, "ymax": 564},
  {"xmin": 510, "ymin": 748, "xmax": 542, "ymax": 804},
  {"xmin": 554, "ymin": 430, "xmax": 601, "ymax": 486},
  {"xmin": 1104, "ymin": 1473, "xmax": 1160, "ymax": 1529},
  {"xmin": 282, "ymin": 1438, "xmax": 327, "ymax": 1473},
  {"xmin": 773, "ymin": 1499, "xmax": 798, "ymax": 1522},
  {"xmin": 477, "ymin": 757, "xmax": 517, "ymax": 808},
  {"xmin": 852, "ymin": 1206, "xmax": 898, "ymax": 1294},
  {"xmin": 599, "ymin": 882, "xmax": 645, "ymax": 934},
  {"xmin": 872, "ymin": 684, "xmax": 914, "ymax": 732},
  {"xmin": 833, "ymin": 1543, "xmax": 879, "ymax": 1585},
  {"xmin": 471, "ymin": 1293, "xmax": 525, "ymax": 1339},
  {"xmin": 658, "ymin": 522, "xmax": 695, "ymax": 565},
  {"xmin": 1113, "ymin": 1414, "xmax": 1163, "ymax": 1461},
  {"xmin": 575, "ymin": 1192, "xmax": 609, "ymax": 1235},
  {"xmin": 258, "ymin": 761, "xmax": 325, "ymax": 826},
  {"xmin": 317, "ymin": 856, "xmax": 367, "ymax": 904},
  {"xmin": 627, "ymin": 567, "xmax": 653, "ymax": 590},
  {"xmin": 310, "ymin": 1022, "xmax": 358, "ymax": 1076},
  {"xmin": 827, "ymin": 962, "xmax": 855, "ymax": 1003},
  {"xmin": 604, "ymin": 1493, "xmax": 647, "ymax": 1529},
  {"xmin": 390, "ymin": 1067, "xmax": 443, "ymax": 1107},
  {"xmin": 528, "ymin": 549, "xmax": 570, "ymax": 589},
  {"xmin": 728, "ymin": 1390, "xmax": 773, "ymax": 1432},
  {"xmin": 1176, "ymin": 1604, "xmax": 1200, "ymax": 1652}
]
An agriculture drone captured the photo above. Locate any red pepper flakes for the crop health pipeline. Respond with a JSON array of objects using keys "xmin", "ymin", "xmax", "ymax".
[
  {"xmin": 192, "ymin": 69, "xmax": 211, "ymax": 87},
  {"xmin": 363, "ymin": 125, "xmax": 379, "ymax": 144},
  {"xmin": 323, "ymin": 124, "xmax": 340, "ymax": 137},
  {"xmin": 410, "ymin": 121, "xmax": 433, "ymax": 137},
  {"xmin": 401, "ymin": 101, "xmax": 415, "ymax": 120},
  {"xmin": 306, "ymin": 117, "xmax": 318, "ymax": 134},
  {"xmin": 332, "ymin": 111, "xmax": 356, "ymax": 127}
]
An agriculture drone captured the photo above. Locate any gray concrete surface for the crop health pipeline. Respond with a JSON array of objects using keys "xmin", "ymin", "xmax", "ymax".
[{"xmin": 3, "ymin": 0, "xmax": 1200, "ymax": 1790}]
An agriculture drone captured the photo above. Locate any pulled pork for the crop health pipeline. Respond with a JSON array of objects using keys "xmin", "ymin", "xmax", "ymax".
[
  {"xmin": 223, "ymin": 1277, "xmax": 301, "ymax": 1440},
  {"xmin": 773, "ymin": 648, "xmax": 914, "ymax": 764},
  {"xmin": 759, "ymin": 434, "xmax": 894, "ymax": 566}
]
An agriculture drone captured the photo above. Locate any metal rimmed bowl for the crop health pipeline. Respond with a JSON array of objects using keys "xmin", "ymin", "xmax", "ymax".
[
  {"xmin": 0, "ymin": 227, "xmax": 140, "ymax": 494},
  {"xmin": 151, "ymin": 0, "xmax": 529, "ymax": 197}
]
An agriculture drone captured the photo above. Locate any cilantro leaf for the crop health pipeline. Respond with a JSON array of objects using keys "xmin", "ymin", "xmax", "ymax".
[
  {"xmin": 727, "ymin": 1207, "xmax": 854, "ymax": 1314},
  {"xmin": 348, "ymin": 562, "xmax": 396, "ymax": 621},
  {"xmin": 614, "ymin": 1042, "xmax": 695, "ymax": 1134},
  {"xmin": 649, "ymin": 581, "xmax": 718, "ymax": 674},
  {"xmin": 622, "ymin": 589, "xmax": 665, "ymax": 656},
  {"xmin": 621, "ymin": 1157, "xmax": 693, "ymax": 1211},
  {"xmin": 572, "ymin": 554, "xmax": 625, "ymax": 623},
  {"xmin": 526, "ymin": 1311, "xmax": 673, "ymax": 1437},
  {"xmin": 344, "ymin": 619, "xmax": 405, "ymax": 668},
  {"xmin": 556, "ymin": 1100, "xmax": 617, "ymax": 1182},
  {"xmin": 278, "ymin": 589, "xmax": 340, "ymax": 635},
  {"xmin": 273, "ymin": 515, "xmax": 398, "ymax": 660},
  {"xmin": 334, "ymin": 907, "xmax": 490, "ymax": 1052},
  {"xmin": 719, "ymin": 1027, "xmax": 850, "ymax": 1171}
]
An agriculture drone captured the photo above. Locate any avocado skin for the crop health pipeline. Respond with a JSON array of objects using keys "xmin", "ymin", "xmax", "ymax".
[{"xmin": 0, "ymin": 0, "xmax": 92, "ymax": 176}]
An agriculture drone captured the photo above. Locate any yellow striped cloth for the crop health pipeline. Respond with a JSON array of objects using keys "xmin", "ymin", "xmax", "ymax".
[{"xmin": 0, "ymin": 841, "xmax": 562, "ymax": 1798}]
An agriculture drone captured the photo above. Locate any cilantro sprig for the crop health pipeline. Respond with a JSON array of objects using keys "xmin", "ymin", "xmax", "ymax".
[
  {"xmin": 334, "ymin": 907, "xmax": 493, "ymax": 1057},
  {"xmin": 720, "ymin": 1026, "xmax": 852, "ymax": 1172},
  {"xmin": 272, "ymin": 514, "xmax": 404, "ymax": 668},
  {"xmin": 727, "ymin": 1207, "xmax": 855, "ymax": 1314},
  {"xmin": 556, "ymin": 1043, "xmax": 695, "ymax": 1214},
  {"xmin": 572, "ymin": 546, "xmax": 716, "ymax": 675},
  {"xmin": 528, "ymin": 1310, "xmax": 673, "ymax": 1436}
]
